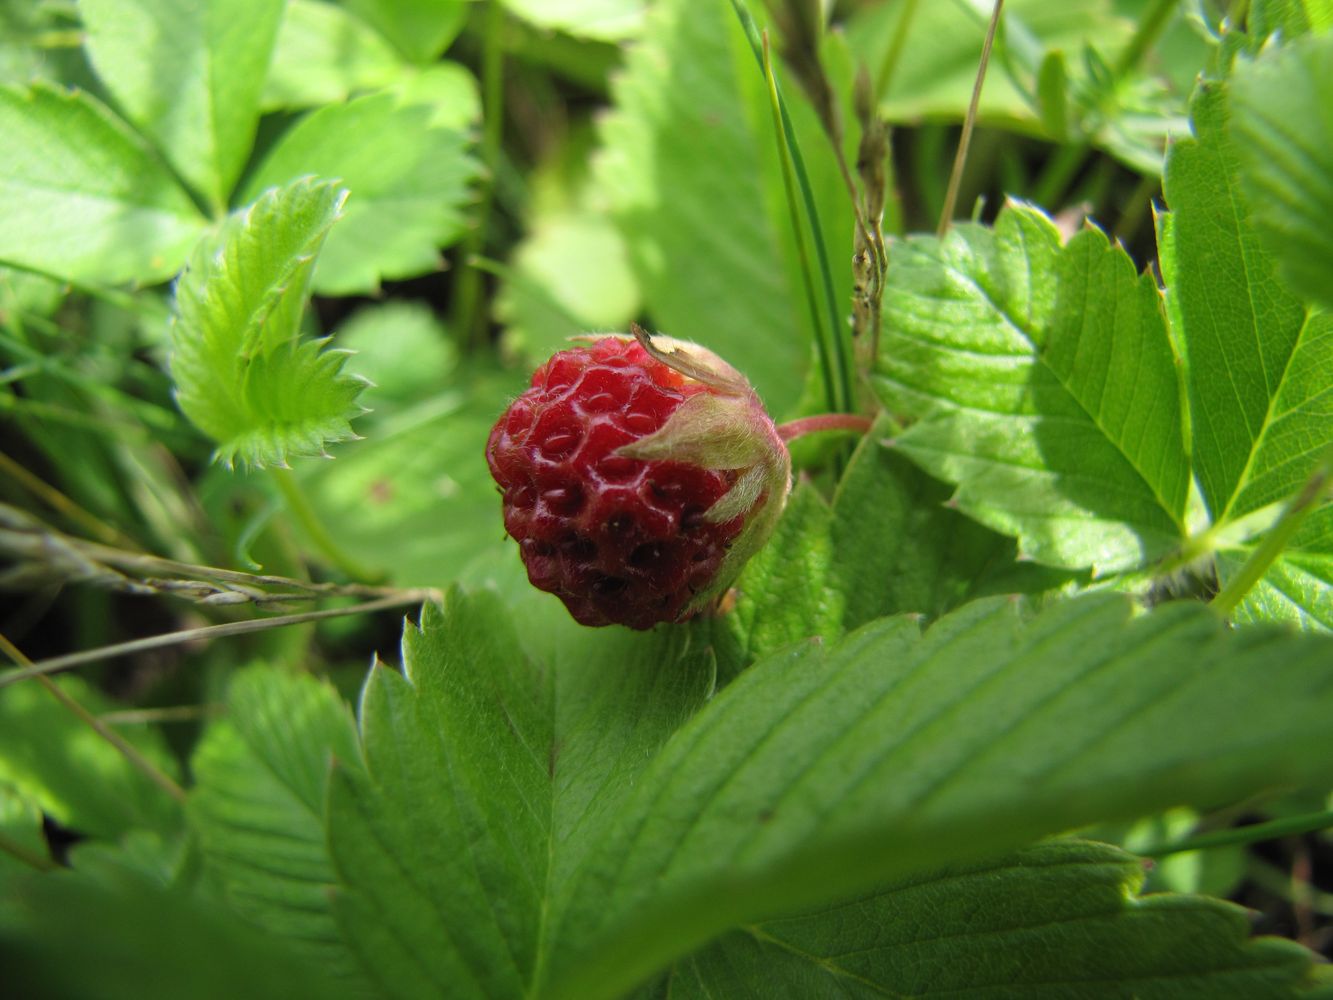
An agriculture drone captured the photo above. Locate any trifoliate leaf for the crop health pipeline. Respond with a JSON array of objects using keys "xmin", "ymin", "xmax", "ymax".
[
  {"xmin": 874, "ymin": 201, "xmax": 1189, "ymax": 574},
  {"xmin": 1162, "ymin": 82, "xmax": 1333, "ymax": 529},
  {"xmin": 1230, "ymin": 33, "xmax": 1333, "ymax": 313},
  {"xmin": 674, "ymin": 839, "xmax": 1323, "ymax": 999},
  {"xmin": 169, "ymin": 178, "xmax": 366, "ymax": 469},
  {"xmin": 241, "ymin": 92, "xmax": 478, "ymax": 295},
  {"xmin": 0, "ymin": 84, "xmax": 207, "ymax": 284},
  {"xmin": 189, "ymin": 666, "xmax": 364, "ymax": 978},
  {"xmin": 78, "ymin": 0, "xmax": 283, "ymax": 210}
]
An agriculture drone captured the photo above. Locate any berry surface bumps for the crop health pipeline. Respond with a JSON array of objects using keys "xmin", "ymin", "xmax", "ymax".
[{"xmin": 486, "ymin": 337, "xmax": 745, "ymax": 629}]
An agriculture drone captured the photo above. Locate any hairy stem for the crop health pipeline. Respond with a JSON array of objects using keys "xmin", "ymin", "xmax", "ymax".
[
  {"xmin": 1211, "ymin": 447, "xmax": 1333, "ymax": 619},
  {"xmin": 776, "ymin": 413, "xmax": 874, "ymax": 442},
  {"xmin": 270, "ymin": 468, "xmax": 378, "ymax": 582}
]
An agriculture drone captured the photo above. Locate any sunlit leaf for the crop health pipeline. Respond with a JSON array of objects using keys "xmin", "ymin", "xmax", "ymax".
[
  {"xmin": 1162, "ymin": 82, "xmax": 1333, "ymax": 529},
  {"xmin": 169, "ymin": 178, "xmax": 367, "ymax": 468},
  {"xmin": 873, "ymin": 202, "xmax": 1189, "ymax": 573},
  {"xmin": 241, "ymin": 92, "xmax": 477, "ymax": 295},
  {"xmin": 0, "ymin": 84, "xmax": 206, "ymax": 284},
  {"xmin": 79, "ymin": 0, "xmax": 284, "ymax": 209}
]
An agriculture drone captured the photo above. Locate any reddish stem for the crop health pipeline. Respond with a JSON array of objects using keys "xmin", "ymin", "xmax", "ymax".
[{"xmin": 776, "ymin": 413, "xmax": 874, "ymax": 443}]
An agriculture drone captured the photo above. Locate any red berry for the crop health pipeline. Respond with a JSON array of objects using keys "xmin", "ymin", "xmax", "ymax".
[{"xmin": 487, "ymin": 337, "xmax": 750, "ymax": 630}]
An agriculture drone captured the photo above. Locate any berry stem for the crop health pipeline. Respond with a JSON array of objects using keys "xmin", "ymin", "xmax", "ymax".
[{"xmin": 776, "ymin": 413, "xmax": 874, "ymax": 443}]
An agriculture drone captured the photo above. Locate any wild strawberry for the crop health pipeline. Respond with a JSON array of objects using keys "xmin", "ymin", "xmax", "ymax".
[{"xmin": 486, "ymin": 326, "xmax": 791, "ymax": 630}]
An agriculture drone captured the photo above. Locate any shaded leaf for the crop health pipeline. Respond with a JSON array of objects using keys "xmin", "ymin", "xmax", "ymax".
[
  {"xmin": 873, "ymin": 201, "xmax": 1188, "ymax": 573},
  {"xmin": 673, "ymin": 839, "xmax": 1322, "ymax": 999},
  {"xmin": 547, "ymin": 594, "xmax": 1333, "ymax": 998},
  {"xmin": 1162, "ymin": 82, "xmax": 1333, "ymax": 527},
  {"xmin": 0, "ymin": 870, "xmax": 357, "ymax": 1000},
  {"xmin": 169, "ymin": 178, "xmax": 366, "ymax": 468},
  {"xmin": 189, "ymin": 666, "xmax": 363, "ymax": 977},
  {"xmin": 0, "ymin": 84, "xmax": 206, "ymax": 284},
  {"xmin": 242, "ymin": 92, "xmax": 477, "ymax": 295},
  {"xmin": 0, "ymin": 675, "xmax": 180, "ymax": 841},
  {"xmin": 326, "ymin": 589, "xmax": 714, "ymax": 1000}
]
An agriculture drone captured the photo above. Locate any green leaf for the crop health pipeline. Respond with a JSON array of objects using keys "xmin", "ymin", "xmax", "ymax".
[
  {"xmin": 499, "ymin": 0, "xmax": 646, "ymax": 40},
  {"xmin": 873, "ymin": 201, "xmax": 1189, "ymax": 573},
  {"xmin": 0, "ymin": 870, "xmax": 358, "ymax": 1000},
  {"xmin": 295, "ymin": 369, "xmax": 521, "ymax": 591},
  {"xmin": 726, "ymin": 418, "xmax": 1072, "ymax": 663},
  {"xmin": 339, "ymin": 0, "xmax": 467, "ymax": 64},
  {"xmin": 262, "ymin": 0, "xmax": 404, "ymax": 111},
  {"xmin": 79, "ymin": 0, "xmax": 284, "ymax": 210},
  {"xmin": 595, "ymin": 0, "xmax": 851, "ymax": 411},
  {"xmin": 0, "ymin": 783, "xmax": 46, "ymax": 877},
  {"xmin": 241, "ymin": 92, "xmax": 477, "ymax": 295},
  {"xmin": 169, "ymin": 177, "xmax": 366, "ymax": 468},
  {"xmin": 1249, "ymin": 0, "xmax": 1333, "ymax": 41},
  {"xmin": 0, "ymin": 84, "xmax": 207, "ymax": 284},
  {"xmin": 1219, "ymin": 504, "xmax": 1333, "ymax": 631},
  {"xmin": 1230, "ymin": 33, "xmax": 1333, "ymax": 312},
  {"xmin": 326, "ymin": 589, "xmax": 715, "ymax": 999},
  {"xmin": 0, "ymin": 675, "xmax": 180, "ymax": 841},
  {"xmin": 547, "ymin": 594, "xmax": 1333, "ymax": 998},
  {"xmin": 1162, "ymin": 82, "xmax": 1333, "ymax": 529},
  {"xmin": 189, "ymin": 665, "xmax": 363, "ymax": 977},
  {"xmin": 846, "ymin": 0, "xmax": 1132, "ymax": 126},
  {"xmin": 673, "ymin": 839, "xmax": 1322, "ymax": 998},
  {"xmin": 336, "ymin": 301, "xmax": 457, "ymax": 405}
]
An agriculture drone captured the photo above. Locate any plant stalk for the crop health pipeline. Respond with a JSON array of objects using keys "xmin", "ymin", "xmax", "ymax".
[
  {"xmin": 1142, "ymin": 808, "xmax": 1333, "ymax": 858},
  {"xmin": 269, "ymin": 468, "xmax": 377, "ymax": 582},
  {"xmin": 938, "ymin": 0, "xmax": 1005, "ymax": 237},
  {"xmin": 0, "ymin": 590, "xmax": 437, "ymax": 690},
  {"xmin": 0, "ymin": 632, "xmax": 187, "ymax": 804},
  {"xmin": 1211, "ymin": 447, "xmax": 1333, "ymax": 619},
  {"xmin": 777, "ymin": 413, "xmax": 874, "ymax": 442}
]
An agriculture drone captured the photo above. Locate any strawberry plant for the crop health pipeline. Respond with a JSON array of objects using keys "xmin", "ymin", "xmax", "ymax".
[{"xmin": 3, "ymin": 0, "xmax": 1333, "ymax": 997}]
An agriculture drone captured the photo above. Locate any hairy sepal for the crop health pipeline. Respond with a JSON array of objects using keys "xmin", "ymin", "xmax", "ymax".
[{"xmin": 617, "ymin": 384, "xmax": 792, "ymax": 618}]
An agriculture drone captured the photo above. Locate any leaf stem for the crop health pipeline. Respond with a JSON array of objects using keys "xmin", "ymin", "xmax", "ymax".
[
  {"xmin": 0, "ymin": 632, "xmax": 187, "ymax": 804},
  {"xmin": 0, "ymin": 590, "xmax": 437, "ymax": 690},
  {"xmin": 269, "ymin": 468, "xmax": 378, "ymax": 582},
  {"xmin": 938, "ymin": 0, "xmax": 1005, "ymax": 237},
  {"xmin": 776, "ymin": 413, "xmax": 873, "ymax": 442},
  {"xmin": 1210, "ymin": 447, "xmax": 1333, "ymax": 619},
  {"xmin": 1142, "ymin": 807, "xmax": 1333, "ymax": 857},
  {"xmin": 454, "ymin": 0, "xmax": 506, "ymax": 353}
]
